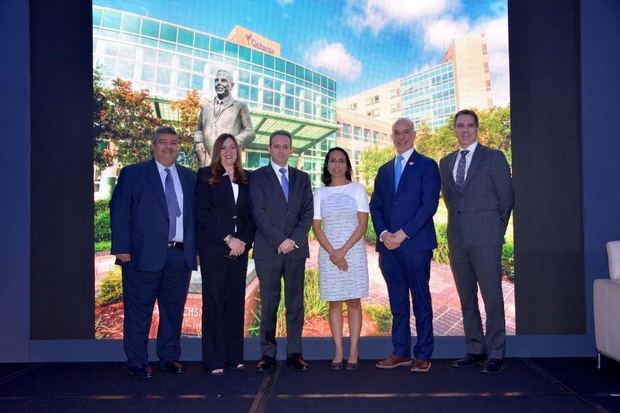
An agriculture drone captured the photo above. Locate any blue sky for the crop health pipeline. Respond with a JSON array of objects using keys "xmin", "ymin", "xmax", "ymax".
[{"xmin": 94, "ymin": 0, "xmax": 509, "ymax": 105}]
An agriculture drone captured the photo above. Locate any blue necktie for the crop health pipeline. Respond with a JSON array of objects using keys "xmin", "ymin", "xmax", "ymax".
[
  {"xmin": 164, "ymin": 168, "xmax": 182, "ymax": 241},
  {"xmin": 279, "ymin": 167, "xmax": 289, "ymax": 202},
  {"xmin": 394, "ymin": 155, "xmax": 404, "ymax": 192}
]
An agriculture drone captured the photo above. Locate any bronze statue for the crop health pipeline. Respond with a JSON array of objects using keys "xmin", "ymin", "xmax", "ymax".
[{"xmin": 193, "ymin": 69, "xmax": 255, "ymax": 167}]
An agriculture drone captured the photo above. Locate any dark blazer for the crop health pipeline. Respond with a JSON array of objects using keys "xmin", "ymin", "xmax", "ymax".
[
  {"xmin": 110, "ymin": 159, "xmax": 197, "ymax": 272},
  {"xmin": 195, "ymin": 167, "xmax": 255, "ymax": 253},
  {"xmin": 249, "ymin": 165, "xmax": 313, "ymax": 260},
  {"xmin": 440, "ymin": 144, "xmax": 513, "ymax": 247},
  {"xmin": 369, "ymin": 151, "xmax": 441, "ymax": 254}
]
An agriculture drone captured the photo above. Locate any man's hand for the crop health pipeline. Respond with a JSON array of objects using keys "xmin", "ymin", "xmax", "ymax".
[
  {"xmin": 116, "ymin": 253, "xmax": 131, "ymax": 263},
  {"xmin": 392, "ymin": 229, "xmax": 408, "ymax": 244},
  {"xmin": 380, "ymin": 232, "xmax": 398, "ymax": 250},
  {"xmin": 277, "ymin": 238, "xmax": 296, "ymax": 254},
  {"xmin": 228, "ymin": 237, "xmax": 246, "ymax": 256}
]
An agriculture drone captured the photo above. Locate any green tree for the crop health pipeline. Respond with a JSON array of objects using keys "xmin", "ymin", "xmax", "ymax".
[
  {"xmin": 97, "ymin": 77, "xmax": 161, "ymax": 166},
  {"xmin": 414, "ymin": 121, "xmax": 458, "ymax": 162},
  {"xmin": 358, "ymin": 145, "xmax": 395, "ymax": 194},
  {"xmin": 93, "ymin": 68, "xmax": 115, "ymax": 170},
  {"xmin": 170, "ymin": 89, "xmax": 201, "ymax": 168},
  {"xmin": 477, "ymin": 106, "xmax": 512, "ymax": 166}
]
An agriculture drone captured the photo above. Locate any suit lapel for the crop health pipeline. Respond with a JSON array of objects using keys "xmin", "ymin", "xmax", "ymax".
[
  {"xmin": 387, "ymin": 156, "xmax": 396, "ymax": 194},
  {"xmin": 394, "ymin": 151, "xmax": 417, "ymax": 194},
  {"xmin": 447, "ymin": 150, "xmax": 459, "ymax": 188},
  {"xmin": 462, "ymin": 145, "xmax": 485, "ymax": 192},
  {"xmin": 177, "ymin": 165, "xmax": 192, "ymax": 228},
  {"xmin": 148, "ymin": 160, "xmax": 168, "ymax": 216},
  {"xmin": 266, "ymin": 166, "xmax": 288, "ymax": 205}
]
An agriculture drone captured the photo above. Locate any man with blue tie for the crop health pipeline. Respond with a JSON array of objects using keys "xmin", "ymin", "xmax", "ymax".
[
  {"xmin": 110, "ymin": 126, "xmax": 197, "ymax": 379},
  {"xmin": 369, "ymin": 118, "xmax": 440, "ymax": 373},
  {"xmin": 249, "ymin": 130, "xmax": 314, "ymax": 371}
]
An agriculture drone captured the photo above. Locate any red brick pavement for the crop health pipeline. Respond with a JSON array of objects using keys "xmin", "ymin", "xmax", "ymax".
[{"xmin": 307, "ymin": 240, "xmax": 516, "ymax": 336}]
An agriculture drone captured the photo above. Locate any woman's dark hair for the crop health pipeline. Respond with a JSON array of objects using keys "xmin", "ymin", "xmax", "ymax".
[
  {"xmin": 206, "ymin": 133, "xmax": 247, "ymax": 186},
  {"xmin": 321, "ymin": 147, "xmax": 353, "ymax": 186}
]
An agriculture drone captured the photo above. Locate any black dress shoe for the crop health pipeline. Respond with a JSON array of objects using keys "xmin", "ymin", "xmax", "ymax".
[
  {"xmin": 256, "ymin": 356, "xmax": 276, "ymax": 372},
  {"xmin": 480, "ymin": 358, "xmax": 504, "ymax": 374},
  {"xmin": 287, "ymin": 353, "xmax": 310, "ymax": 371},
  {"xmin": 451, "ymin": 353, "xmax": 487, "ymax": 368},
  {"xmin": 159, "ymin": 360, "xmax": 184, "ymax": 374},
  {"xmin": 128, "ymin": 365, "xmax": 153, "ymax": 379}
]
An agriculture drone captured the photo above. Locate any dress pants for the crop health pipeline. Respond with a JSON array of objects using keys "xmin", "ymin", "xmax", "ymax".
[
  {"xmin": 449, "ymin": 243, "xmax": 505, "ymax": 359},
  {"xmin": 200, "ymin": 249, "xmax": 248, "ymax": 369},
  {"xmin": 255, "ymin": 255, "xmax": 306, "ymax": 358},
  {"xmin": 122, "ymin": 248, "xmax": 191, "ymax": 368},
  {"xmin": 379, "ymin": 249, "xmax": 434, "ymax": 360}
]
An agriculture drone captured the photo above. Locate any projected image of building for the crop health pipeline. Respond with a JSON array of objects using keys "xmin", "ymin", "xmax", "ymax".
[
  {"xmin": 92, "ymin": 6, "xmax": 338, "ymax": 187},
  {"xmin": 338, "ymin": 34, "xmax": 493, "ymax": 130}
]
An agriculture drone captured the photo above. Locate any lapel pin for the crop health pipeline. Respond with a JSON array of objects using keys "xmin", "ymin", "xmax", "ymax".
[{"xmin": 408, "ymin": 162, "xmax": 414, "ymax": 166}]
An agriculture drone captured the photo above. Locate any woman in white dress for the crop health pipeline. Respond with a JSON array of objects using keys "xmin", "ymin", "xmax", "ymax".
[{"xmin": 312, "ymin": 147, "xmax": 369, "ymax": 370}]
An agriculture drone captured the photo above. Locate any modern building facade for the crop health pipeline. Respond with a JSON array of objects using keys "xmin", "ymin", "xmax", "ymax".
[
  {"xmin": 92, "ymin": 6, "xmax": 338, "ymax": 186},
  {"xmin": 335, "ymin": 108, "xmax": 392, "ymax": 183},
  {"xmin": 339, "ymin": 34, "xmax": 492, "ymax": 130}
]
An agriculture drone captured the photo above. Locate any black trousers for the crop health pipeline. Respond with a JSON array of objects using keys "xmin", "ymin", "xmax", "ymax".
[{"xmin": 200, "ymin": 249, "xmax": 248, "ymax": 369}]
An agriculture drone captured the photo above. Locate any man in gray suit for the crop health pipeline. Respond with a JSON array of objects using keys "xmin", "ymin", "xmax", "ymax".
[
  {"xmin": 249, "ymin": 130, "xmax": 314, "ymax": 371},
  {"xmin": 193, "ymin": 69, "xmax": 255, "ymax": 167},
  {"xmin": 439, "ymin": 109, "xmax": 514, "ymax": 374}
]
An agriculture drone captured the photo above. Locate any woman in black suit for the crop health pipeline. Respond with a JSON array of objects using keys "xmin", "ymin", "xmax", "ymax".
[{"xmin": 196, "ymin": 133, "xmax": 254, "ymax": 375}]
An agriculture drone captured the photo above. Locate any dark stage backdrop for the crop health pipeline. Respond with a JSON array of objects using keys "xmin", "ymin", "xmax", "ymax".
[{"xmin": 1, "ymin": 0, "xmax": 618, "ymax": 360}]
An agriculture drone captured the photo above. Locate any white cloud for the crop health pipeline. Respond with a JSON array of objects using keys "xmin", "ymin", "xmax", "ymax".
[
  {"xmin": 423, "ymin": 17, "xmax": 470, "ymax": 50},
  {"xmin": 305, "ymin": 41, "xmax": 363, "ymax": 82},
  {"xmin": 419, "ymin": 15, "xmax": 510, "ymax": 107},
  {"xmin": 345, "ymin": 0, "xmax": 454, "ymax": 35},
  {"xmin": 276, "ymin": 0, "xmax": 293, "ymax": 5}
]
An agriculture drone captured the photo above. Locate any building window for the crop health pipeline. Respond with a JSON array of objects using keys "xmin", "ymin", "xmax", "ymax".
[
  {"xmin": 365, "ymin": 95, "xmax": 380, "ymax": 105},
  {"xmin": 342, "ymin": 123, "xmax": 351, "ymax": 138},
  {"xmin": 346, "ymin": 102, "xmax": 358, "ymax": 111},
  {"xmin": 389, "ymin": 88, "xmax": 400, "ymax": 99},
  {"xmin": 390, "ymin": 103, "xmax": 400, "ymax": 113}
]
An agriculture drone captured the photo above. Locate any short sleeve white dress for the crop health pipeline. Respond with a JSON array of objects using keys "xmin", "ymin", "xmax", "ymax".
[{"xmin": 313, "ymin": 182, "xmax": 369, "ymax": 301}]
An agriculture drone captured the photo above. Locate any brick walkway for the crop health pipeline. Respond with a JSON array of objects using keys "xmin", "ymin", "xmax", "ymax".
[
  {"xmin": 307, "ymin": 240, "xmax": 516, "ymax": 336},
  {"xmin": 95, "ymin": 241, "xmax": 516, "ymax": 337}
]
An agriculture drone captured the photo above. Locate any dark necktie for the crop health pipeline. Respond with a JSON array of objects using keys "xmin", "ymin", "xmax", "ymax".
[
  {"xmin": 279, "ymin": 167, "xmax": 289, "ymax": 202},
  {"xmin": 455, "ymin": 150, "xmax": 470, "ymax": 192},
  {"xmin": 165, "ymin": 168, "xmax": 182, "ymax": 241}
]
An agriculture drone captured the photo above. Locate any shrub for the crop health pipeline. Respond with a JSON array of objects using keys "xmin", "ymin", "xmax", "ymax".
[
  {"xmin": 96, "ymin": 267, "xmax": 122, "ymax": 304},
  {"xmin": 94, "ymin": 199, "xmax": 109, "ymax": 217},
  {"xmin": 502, "ymin": 242, "xmax": 515, "ymax": 279},
  {"xmin": 95, "ymin": 240, "xmax": 111, "ymax": 253},
  {"xmin": 248, "ymin": 268, "xmax": 329, "ymax": 337},
  {"xmin": 365, "ymin": 304, "xmax": 392, "ymax": 335},
  {"xmin": 365, "ymin": 215, "xmax": 377, "ymax": 245},
  {"xmin": 94, "ymin": 210, "xmax": 111, "ymax": 242},
  {"xmin": 434, "ymin": 222, "xmax": 450, "ymax": 264}
]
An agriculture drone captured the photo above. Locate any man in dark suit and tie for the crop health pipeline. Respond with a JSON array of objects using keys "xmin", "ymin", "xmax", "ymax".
[
  {"xmin": 110, "ymin": 126, "xmax": 197, "ymax": 379},
  {"xmin": 369, "ymin": 118, "xmax": 440, "ymax": 373},
  {"xmin": 439, "ymin": 109, "xmax": 514, "ymax": 374},
  {"xmin": 249, "ymin": 130, "xmax": 314, "ymax": 371}
]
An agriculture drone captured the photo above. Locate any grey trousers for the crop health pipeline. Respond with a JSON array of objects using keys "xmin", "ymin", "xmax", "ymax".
[
  {"xmin": 448, "ymin": 243, "xmax": 506, "ymax": 359},
  {"xmin": 255, "ymin": 256, "xmax": 306, "ymax": 358}
]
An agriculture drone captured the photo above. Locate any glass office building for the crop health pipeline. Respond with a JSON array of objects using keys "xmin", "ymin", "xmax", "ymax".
[
  {"xmin": 400, "ymin": 62, "xmax": 456, "ymax": 129},
  {"xmin": 92, "ymin": 6, "xmax": 338, "ymax": 186}
]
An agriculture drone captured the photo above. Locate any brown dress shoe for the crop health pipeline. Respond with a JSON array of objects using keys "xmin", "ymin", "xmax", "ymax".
[
  {"xmin": 375, "ymin": 355, "xmax": 412, "ymax": 369},
  {"xmin": 410, "ymin": 359, "xmax": 431, "ymax": 373}
]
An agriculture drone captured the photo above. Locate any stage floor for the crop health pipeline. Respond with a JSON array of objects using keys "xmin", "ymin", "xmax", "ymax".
[{"xmin": 1, "ymin": 358, "xmax": 618, "ymax": 412}]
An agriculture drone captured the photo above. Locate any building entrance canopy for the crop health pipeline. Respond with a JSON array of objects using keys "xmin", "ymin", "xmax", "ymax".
[{"xmin": 152, "ymin": 99, "xmax": 338, "ymax": 153}]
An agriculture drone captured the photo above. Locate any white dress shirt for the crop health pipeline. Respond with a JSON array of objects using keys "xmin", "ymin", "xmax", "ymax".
[
  {"xmin": 155, "ymin": 161, "xmax": 184, "ymax": 242},
  {"xmin": 271, "ymin": 161, "xmax": 289, "ymax": 189}
]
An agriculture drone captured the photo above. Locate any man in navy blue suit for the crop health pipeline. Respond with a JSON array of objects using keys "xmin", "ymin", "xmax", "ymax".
[
  {"xmin": 369, "ymin": 118, "xmax": 440, "ymax": 373},
  {"xmin": 110, "ymin": 126, "xmax": 197, "ymax": 379}
]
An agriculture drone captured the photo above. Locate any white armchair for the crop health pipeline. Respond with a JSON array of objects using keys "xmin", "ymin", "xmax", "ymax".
[{"xmin": 593, "ymin": 240, "xmax": 620, "ymax": 367}]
